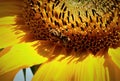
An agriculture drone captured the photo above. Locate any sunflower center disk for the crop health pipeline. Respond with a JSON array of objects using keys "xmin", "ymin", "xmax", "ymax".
[{"xmin": 23, "ymin": 0, "xmax": 120, "ymax": 54}]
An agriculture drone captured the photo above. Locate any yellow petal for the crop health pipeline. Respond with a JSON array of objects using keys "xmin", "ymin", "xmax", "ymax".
[
  {"xmin": 0, "ymin": 0, "xmax": 25, "ymax": 48},
  {"xmin": 108, "ymin": 47, "xmax": 120, "ymax": 68},
  {"xmin": 0, "ymin": 0, "xmax": 23, "ymax": 18},
  {"xmin": 0, "ymin": 69, "xmax": 18, "ymax": 81},
  {"xmin": 0, "ymin": 42, "xmax": 48, "ymax": 76},
  {"xmin": 0, "ymin": 21, "xmax": 24, "ymax": 48},
  {"xmin": 0, "ymin": 16, "xmax": 16, "ymax": 25},
  {"xmin": 104, "ymin": 48, "xmax": 120, "ymax": 81},
  {"xmin": 0, "ymin": 16, "xmax": 25, "ymax": 48},
  {"xmin": 32, "ymin": 54, "xmax": 110, "ymax": 81}
]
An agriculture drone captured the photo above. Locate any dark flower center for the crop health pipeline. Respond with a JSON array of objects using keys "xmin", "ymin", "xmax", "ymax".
[{"xmin": 23, "ymin": 0, "xmax": 120, "ymax": 54}]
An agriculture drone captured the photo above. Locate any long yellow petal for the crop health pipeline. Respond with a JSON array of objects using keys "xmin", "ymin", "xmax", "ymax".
[
  {"xmin": 0, "ymin": 0, "xmax": 23, "ymax": 18},
  {"xmin": 0, "ymin": 16, "xmax": 16, "ymax": 25},
  {"xmin": 0, "ymin": 42, "xmax": 48, "ymax": 77},
  {"xmin": 0, "ymin": 0, "xmax": 25, "ymax": 48},
  {"xmin": 108, "ymin": 47, "xmax": 120, "ymax": 68},
  {"xmin": 0, "ymin": 17, "xmax": 24, "ymax": 48},
  {"xmin": 103, "ymin": 47, "xmax": 120, "ymax": 81},
  {"xmin": 0, "ymin": 69, "xmax": 18, "ymax": 81},
  {"xmin": 32, "ymin": 54, "xmax": 110, "ymax": 81}
]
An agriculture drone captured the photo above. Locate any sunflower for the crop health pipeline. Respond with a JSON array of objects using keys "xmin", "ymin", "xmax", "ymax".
[{"xmin": 0, "ymin": 0, "xmax": 120, "ymax": 81}]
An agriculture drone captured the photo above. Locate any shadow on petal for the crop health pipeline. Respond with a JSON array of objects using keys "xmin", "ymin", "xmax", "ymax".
[{"xmin": 104, "ymin": 50, "xmax": 120, "ymax": 81}]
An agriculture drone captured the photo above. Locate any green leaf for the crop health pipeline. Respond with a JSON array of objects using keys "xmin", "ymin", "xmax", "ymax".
[{"xmin": 30, "ymin": 64, "xmax": 41, "ymax": 74}]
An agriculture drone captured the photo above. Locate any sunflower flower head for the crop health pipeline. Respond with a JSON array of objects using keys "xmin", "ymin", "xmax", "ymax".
[
  {"xmin": 0, "ymin": 0, "xmax": 120, "ymax": 81},
  {"xmin": 22, "ymin": 0, "xmax": 120, "ymax": 55}
]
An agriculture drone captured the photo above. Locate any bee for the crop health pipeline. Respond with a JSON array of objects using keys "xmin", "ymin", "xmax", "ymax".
[
  {"xmin": 49, "ymin": 28, "xmax": 70, "ymax": 43},
  {"xmin": 49, "ymin": 28, "xmax": 61, "ymax": 37}
]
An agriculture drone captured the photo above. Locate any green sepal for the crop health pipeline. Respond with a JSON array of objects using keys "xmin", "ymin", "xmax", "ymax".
[{"xmin": 30, "ymin": 64, "xmax": 41, "ymax": 74}]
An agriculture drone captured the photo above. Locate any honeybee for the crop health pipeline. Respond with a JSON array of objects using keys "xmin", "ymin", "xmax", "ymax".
[{"xmin": 49, "ymin": 28, "xmax": 70, "ymax": 43}]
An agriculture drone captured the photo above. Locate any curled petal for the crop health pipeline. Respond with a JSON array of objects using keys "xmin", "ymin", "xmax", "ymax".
[{"xmin": 0, "ymin": 42, "xmax": 48, "ymax": 80}]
